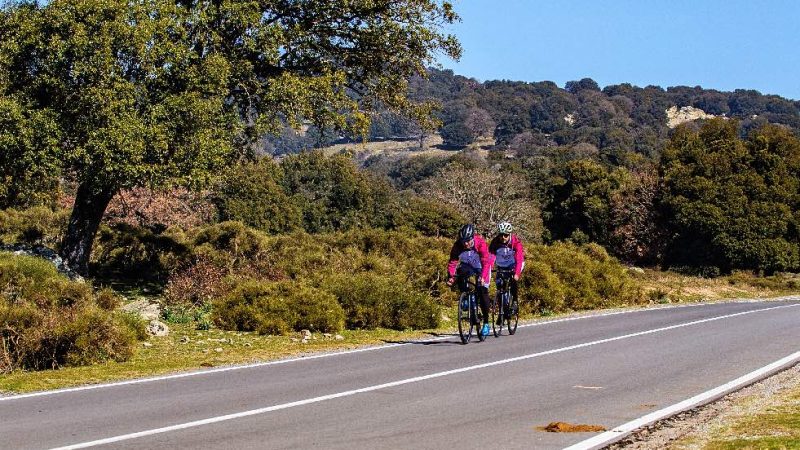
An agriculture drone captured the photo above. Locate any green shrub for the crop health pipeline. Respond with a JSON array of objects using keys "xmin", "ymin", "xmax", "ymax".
[
  {"xmin": 385, "ymin": 194, "xmax": 464, "ymax": 237},
  {"xmin": 91, "ymin": 223, "xmax": 190, "ymax": 283},
  {"xmin": 321, "ymin": 273, "xmax": 439, "ymax": 330},
  {"xmin": 520, "ymin": 242, "xmax": 643, "ymax": 313},
  {"xmin": 211, "ymin": 161, "xmax": 302, "ymax": 234},
  {"xmin": 213, "ymin": 280, "xmax": 344, "ymax": 335},
  {"xmin": 0, "ymin": 252, "xmax": 144, "ymax": 372},
  {"xmin": 520, "ymin": 261, "xmax": 565, "ymax": 314},
  {"xmin": 0, "ymin": 206, "xmax": 70, "ymax": 247}
]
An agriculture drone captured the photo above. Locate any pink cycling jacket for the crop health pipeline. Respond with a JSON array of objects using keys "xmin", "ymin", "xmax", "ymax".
[
  {"xmin": 488, "ymin": 234, "xmax": 525, "ymax": 278},
  {"xmin": 447, "ymin": 234, "xmax": 492, "ymax": 282}
]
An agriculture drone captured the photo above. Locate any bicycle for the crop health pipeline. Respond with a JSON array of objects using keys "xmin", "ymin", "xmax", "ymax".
[
  {"xmin": 493, "ymin": 268, "xmax": 519, "ymax": 336},
  {"xmin": 455, "ymin": 274, "xmax": 486, "ymax": 344}
]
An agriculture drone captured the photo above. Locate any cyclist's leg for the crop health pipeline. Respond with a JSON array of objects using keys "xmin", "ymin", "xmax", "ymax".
[
  {"xmin": 512, "ymin": 262, "xmax": 523, "ymax": 305},
  {"xmin": 511, "ymin": 277, "xmax": 518, "ymax": 301},
  {"xmin": 455, "ymin": 265, "xmax": 470, "ymax": 292},
  {"xmin": 478, "ymin": 284, "xmax": 490, "ymax": 323}
]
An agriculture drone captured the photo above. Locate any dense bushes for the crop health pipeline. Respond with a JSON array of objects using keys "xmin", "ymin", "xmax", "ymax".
[
  {"xmin": 211, "ymin": 161, "xmax": 302, "ymax": 234},
  {"xmin": 519, "ymin": 242, "xmax": 644, "ymax": 314},
  {"xmin": 90, "ymin": 223, "xmax": 191, "ymax": 283},
  {"xmin": 0, "ymin": 252, "xmax": 144, "ymax": 372},
  {"xmin": 167, "ymin": 224, "xmax": 641, "ymax": 333},
  {"xmin": 210, "ymin": 152, "xmax": 464, "ymax": 238},
  {"xmin": 213, "ymin": 280, "xmax": 344, "ymax": 334},
  {"xmin": 202, "ymin": 227, "xmax": 449, "ymax": 332},
  {"xmin": 661, "ymin": 120, "xmax": 800, "ymax": 274},
  {"xmin": 0, "ymin": 206, "xmax": 70, "ymax": 248},
  {"xmin": 321, "ymin": 273, "xmax": 439, "ymax": 330}
]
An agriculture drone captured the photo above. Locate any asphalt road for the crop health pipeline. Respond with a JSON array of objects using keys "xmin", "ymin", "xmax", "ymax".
[{"xmin": 2, "ymin": 298, "xmax": 799, "ymax": 450}]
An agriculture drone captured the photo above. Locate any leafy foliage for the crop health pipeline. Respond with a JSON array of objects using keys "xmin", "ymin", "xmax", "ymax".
[
  {"xmin": 519, "ymin": 242, "xmax": 644, "ymax": 314},
  {"xmin": 0, "ymin": 252, "xmax": 144, "ymax": 372},
  {"xmin": 545, "ymin": 160, "xmax": 623, "ymax": 244},
  {"xmin": 0, "ymin": 0, "xmax": 461, "ymax": 271},
  {"xmin": 212, "ymin": 160, "xmax": 302, "ymax": 234},
  {"xmin": 0, "ymin": 206, "xmax": 69, "ymax": 247},
  {"xmin": 661, "ymin": 119, "xmax": 800, "ymax": 274},
  {"xmin": 213, "ymin": 280, "xmax": 345, "ymax": 335}
]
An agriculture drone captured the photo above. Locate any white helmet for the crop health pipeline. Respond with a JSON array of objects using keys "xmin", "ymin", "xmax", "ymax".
[{"xmin": 497, "ymin": 221, "xmax": 513, "ymax": 234}]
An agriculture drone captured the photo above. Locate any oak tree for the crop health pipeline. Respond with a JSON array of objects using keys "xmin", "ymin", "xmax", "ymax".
[{"xmin": 0, "ymin": 0, "xmax": 460, "ymax": 273}]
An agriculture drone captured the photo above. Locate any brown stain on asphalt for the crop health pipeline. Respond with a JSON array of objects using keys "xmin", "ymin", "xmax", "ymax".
[{"xmin": 537, "ymin": 422, "xmax": 607, "ymax": 433}]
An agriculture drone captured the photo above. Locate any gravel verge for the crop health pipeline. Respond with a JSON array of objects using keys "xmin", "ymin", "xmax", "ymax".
[{"xmin": 607, "ymin": 363, "xmax": 800, "ymax": 449}]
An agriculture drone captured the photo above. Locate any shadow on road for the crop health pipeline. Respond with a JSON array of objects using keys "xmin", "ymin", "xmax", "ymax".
[{"xmin": 382, "ymin": 332, "xmax": 464, "ymax": 346}]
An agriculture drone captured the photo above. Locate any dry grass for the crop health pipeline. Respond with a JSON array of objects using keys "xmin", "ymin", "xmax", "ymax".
[
  {"xmin": 667, "ymin": 368, "xmax": 800, "ymax": 450},
  {"xmin": 634, "ymin": 269, "xmax": 799, "ymax": 304},
  {"xmin": 318, "ymin": 134, "xmax": 494, "ymax": 160},
  {"xmin": 0, "ymin": 324, "xmax": 434, "ymax": 394}
]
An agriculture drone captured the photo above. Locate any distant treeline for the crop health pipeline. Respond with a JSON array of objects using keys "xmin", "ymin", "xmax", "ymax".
[{"xmin": 266, "ymin": 68, "xmax": 800, "ymax": 162}]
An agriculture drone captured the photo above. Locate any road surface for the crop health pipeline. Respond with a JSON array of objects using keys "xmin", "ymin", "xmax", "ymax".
[{"xmin": 1, "ymin": 298, "xmax": 799, "ymax": 450}]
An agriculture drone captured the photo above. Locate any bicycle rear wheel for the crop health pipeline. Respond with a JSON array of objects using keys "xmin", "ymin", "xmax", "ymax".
[
  {"xmin": 492, "ymin": 292, "xmax": 503, "ymax": 337},
  {"xmin": 457, "ymin": 292, "xmax": 473, "ymax": 344},
  {"xmin": 507, "ymin": 295, "xmax": 519, "ymax": 335}
]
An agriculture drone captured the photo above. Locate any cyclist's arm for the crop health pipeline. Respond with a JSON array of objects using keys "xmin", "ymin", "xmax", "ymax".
[
  {"xmin": 447, "ymin": 242, "xmax": 460, "ymax": 278},
  {"xmin": 475, "ymin": 236, "xmax": 492, "ymax": 284},
  {"xmin": 512, "ymin": 235, "xmax": 525, "ymax": 278}
]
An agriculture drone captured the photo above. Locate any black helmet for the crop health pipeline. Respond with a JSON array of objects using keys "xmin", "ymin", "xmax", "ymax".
[{"xmin": 458, "ymin": 223, "xmax": 475, "ymax": 242}]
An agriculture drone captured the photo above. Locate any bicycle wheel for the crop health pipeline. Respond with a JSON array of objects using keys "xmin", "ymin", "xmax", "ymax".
[
  {"xmin": 507, "ymin": 293, "xmax": 519, "ymax": 335},
  {"xmin": 492, "ymin": 292, "xmax": 503, "ymax": 337},
  {"xmin": 474, "ymin": 293, "xmax": 486, "ymax": 342},
  {"xmin": 457, "ymin": 292, "xmax": 473, "ymax": 344}
]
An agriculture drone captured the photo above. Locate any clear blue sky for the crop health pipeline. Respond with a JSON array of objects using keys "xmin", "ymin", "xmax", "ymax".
[{"xmin": 438, "ymin": 1, "xmax": 800, "ymax": 100}]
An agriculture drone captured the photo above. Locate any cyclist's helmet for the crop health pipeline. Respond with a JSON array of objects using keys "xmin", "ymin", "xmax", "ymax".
[
  {"xmin": 458, "ymin": 223, "xmax": 475, "ymax": 242},
  {"xmin": 498, "ymin": 221, "xmax": 513, "ymax": 235}
]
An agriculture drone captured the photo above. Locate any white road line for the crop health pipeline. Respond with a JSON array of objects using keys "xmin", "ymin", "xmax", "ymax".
[
  {"xmin": 0, "ymin": 300, "xmax": 713, "ymax": 402},
  {"xmin": 49, "ymin": 302, "xmax": 799, "ymax": 450},
  {"xmin": 564, "ymin": 350, "xmax": 800, "ymax": 450}
]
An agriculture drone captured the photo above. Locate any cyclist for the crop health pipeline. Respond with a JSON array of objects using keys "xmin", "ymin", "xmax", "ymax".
[
  {"xmin": 489, "ymin": 221, "xmax": 525, "ymax": 322},
  {"xmin": 446, "ymin": 223, "xmax": 492, "ymax": 337}
]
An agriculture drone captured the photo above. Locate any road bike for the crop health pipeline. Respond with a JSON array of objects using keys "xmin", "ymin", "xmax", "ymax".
[
  {"xmin": 455, "ymin": 274, "xmax": 486, "ymax": 344},
  {"xmin": 493, "ymin": 268, "xmax": 519, "ymax": 336}
]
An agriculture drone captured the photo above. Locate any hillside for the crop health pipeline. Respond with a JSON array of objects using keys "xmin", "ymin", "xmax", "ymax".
[{"xmin": 267, "ymin": 69, "xmax": 800, "ymax": 168}]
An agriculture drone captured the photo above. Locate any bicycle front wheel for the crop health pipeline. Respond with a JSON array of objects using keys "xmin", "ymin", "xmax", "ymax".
[
  {"xmin": 474, "ymin": 293, "xmax": 486, "ymax": 342},
  {"xmin": 507, "ymin": 294, "xmax": 519, "ymax": 335},
  {"xmin": 492, "ymin": 292, "xmax": 503, "ymax": 337},
  {"xmin": 457, "ymin": 293, "xmax": 473, "ymax": 344}
]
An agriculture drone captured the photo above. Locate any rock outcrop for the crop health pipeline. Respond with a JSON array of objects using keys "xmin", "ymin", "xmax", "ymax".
[{"xmin": 665, "ymin": 106, "xmax": 716, "ymax": 128}]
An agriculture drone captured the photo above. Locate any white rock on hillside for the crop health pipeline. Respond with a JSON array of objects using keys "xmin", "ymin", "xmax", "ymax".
[
  {"xmin": 147, "ymin": 320, "xmax": 170, "ymax": 337},
  {"xmin": 121, "ymin": 298, "xmax": 161, "ymax": 321},
  {"xmin": 665, "ymin": 105, "xmax": 716, "ymax": 128}
]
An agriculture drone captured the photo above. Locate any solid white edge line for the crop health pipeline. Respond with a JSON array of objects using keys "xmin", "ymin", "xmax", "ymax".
[
  {"xmin": 2, "ymin": 297, "xmax": 797, "ymax": 402},
  {"xmin": 0, "ymin": 300, "xmax": 713, "ymax": 402},
  {"xmin": 564, "ymin": 350, "xmax": 800, "ymax": 450},
  {"xmin": 48, "ymin": 303, "xmax": 800, "ymax": 450}
]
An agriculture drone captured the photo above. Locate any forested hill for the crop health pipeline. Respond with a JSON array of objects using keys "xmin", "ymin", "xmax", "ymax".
[
  {"xmin": 268, "ymin": 68, "xmax": 800, "ymax": 161},
  {"xmin": 413, "ymin": 69, "xmax": 799, "ymax": 152}
]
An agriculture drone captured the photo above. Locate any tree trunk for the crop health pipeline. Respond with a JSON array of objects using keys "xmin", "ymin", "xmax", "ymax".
[{"xmin": 60, "ymin": 181, "xmax": 116, "ymax": 275}]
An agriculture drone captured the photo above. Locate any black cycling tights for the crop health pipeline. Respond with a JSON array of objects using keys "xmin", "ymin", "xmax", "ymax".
[{"xmin": 477, "ymin": 285, "xmax": 490, "ymax": 324}]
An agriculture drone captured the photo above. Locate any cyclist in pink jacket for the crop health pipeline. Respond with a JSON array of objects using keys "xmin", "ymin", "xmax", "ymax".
[
  {"xmin": 488, "ymin": 221, "xmax": 525, "ymax": 319},
  {"xmin": 446, "ymin": 223, "xmax": 492, "ymax": 337}
]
